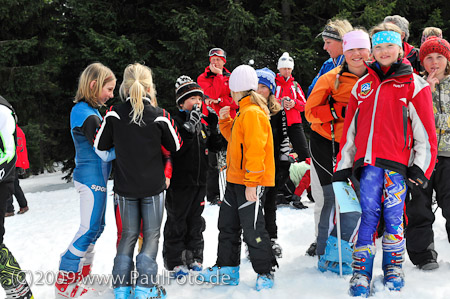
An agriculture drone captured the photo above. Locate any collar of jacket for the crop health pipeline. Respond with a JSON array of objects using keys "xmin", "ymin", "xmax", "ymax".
[
  {"xmin": 237, "ymin": 95, "xmax": 252, "ymax": 107},
  {"xmin": 338, "ymin": 64, "xmax": 365, "ymax": 79},
  {"xmin": 205, "ymin": 66, "xmax": 231, "ymax": 78},
  {"xmin": 275, "ymin": 73, "xmax": 294, "ymax": 85},
  {"xmin": 125, "ymin": 96, "xmax": 153, "ymax": 104},
  {"xmin": 366, "ymin": 59, "xmax": 412, "ymax": 82},
  {"xmin": 403, "ymin": 41, "xmax": 418, "ymax": 59}
]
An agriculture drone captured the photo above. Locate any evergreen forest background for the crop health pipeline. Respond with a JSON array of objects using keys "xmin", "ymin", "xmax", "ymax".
[{"xmin": 1, "ymin": 0, "xmax": 449, "ymax": 177}]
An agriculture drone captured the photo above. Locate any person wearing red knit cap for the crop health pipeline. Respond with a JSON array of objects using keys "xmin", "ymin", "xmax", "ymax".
[{"xmin": 406, "ymin": 36, "xmax": 450, "ymax": 272}]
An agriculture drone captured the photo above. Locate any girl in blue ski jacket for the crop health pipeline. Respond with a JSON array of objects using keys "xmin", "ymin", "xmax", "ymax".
[{"xmin": 56, "ymin": 62, "xmax": 116, "ymax": 298}]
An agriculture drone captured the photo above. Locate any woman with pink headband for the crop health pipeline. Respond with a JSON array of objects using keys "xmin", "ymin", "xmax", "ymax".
[{"xmin": 306, "ymin": 29, "xmax": 370, "ymax": 275}]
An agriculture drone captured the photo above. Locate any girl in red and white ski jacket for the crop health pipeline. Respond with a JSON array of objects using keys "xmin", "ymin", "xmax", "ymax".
[{"xmin": 334, "ymin": 59, "xmax": 437, "ymax": 183}]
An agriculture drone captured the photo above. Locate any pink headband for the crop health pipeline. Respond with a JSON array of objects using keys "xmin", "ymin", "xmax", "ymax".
[{"xmin": 343, "ymin": 31, "xmax": 371, "ymax": 52}]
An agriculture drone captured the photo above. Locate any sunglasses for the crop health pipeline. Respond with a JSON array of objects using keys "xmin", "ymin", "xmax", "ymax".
[
  {"xmin": 280, "ymin": 57, "xmax": 293, "ymax": 62},
  {"xmin": 209, "ymin": 48, "xmax": 226, "ymax": 58}
]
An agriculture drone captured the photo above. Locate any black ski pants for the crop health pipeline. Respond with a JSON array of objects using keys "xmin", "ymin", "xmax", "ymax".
[
  {"xmin": 0, "ymin": 177, "xmax": 14, "ymax": 244},
  {"xmin": 163, "ymin": 185, "xmax": 206, "ymax": 270},
  {"xmin": 407, "ymin": 156, "xmax": 450, "ymax": 265},
  {"xmin": 217, "ymin": 183, "xmax": 276, "ymax": 274},
  {"xmin": 287, "ymin": 123, "xmax": 309, "ymax": 162},
  {"xmin": 6, "ymin": 169, "xmax": 28, "ymax": 213}
]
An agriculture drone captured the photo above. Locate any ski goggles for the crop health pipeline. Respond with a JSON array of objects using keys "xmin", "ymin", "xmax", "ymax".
[
  {"xmin": 279, "ymin": 56, "xmax": 294, "ymax": 63},
  {"xmin": 209, "ymin": 48, "xmax": 226, "ymax": 58}
]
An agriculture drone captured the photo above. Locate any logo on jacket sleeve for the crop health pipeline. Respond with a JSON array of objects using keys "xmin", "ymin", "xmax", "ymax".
[{"xmin": 361, "ymin": 82, "xmax": 372, "ymax": 96}]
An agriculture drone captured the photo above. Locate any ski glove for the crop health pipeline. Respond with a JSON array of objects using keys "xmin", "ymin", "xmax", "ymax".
[
  {"xmin": 183, "ymin": 108, "xmax": 202, "ymax": 134},
  {"xmin": 203, "ymin": 106, "xmax": 218, "ymax": 129},
  {"xmin": 328, "ymin": 96, "xmax": 346, "ymax": 120},
  {"xmin": 406, "ymin": 165, "xmax": 429, "ymax": 189}
]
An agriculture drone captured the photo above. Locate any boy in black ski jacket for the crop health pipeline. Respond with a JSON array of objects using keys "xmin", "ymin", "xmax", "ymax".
[{"xmin": 163, "ymin": 76, "xmax": 223, "ymax": 277}]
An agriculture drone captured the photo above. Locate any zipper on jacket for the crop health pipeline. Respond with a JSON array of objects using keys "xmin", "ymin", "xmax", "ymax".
[
  {"xmin": 197, "ymin": 133, "xmax": 201, "ymax": 184},
  {"xmin": 240, "ymin": 143, "xmax": 244, "ymax": 169},
  {"xmin": 402, "ymin": 106, "xmax": 408, "ymax": 151},
  {"xmin": 437, "ymin": 83, "xmax": 442, "ymax": 149}
]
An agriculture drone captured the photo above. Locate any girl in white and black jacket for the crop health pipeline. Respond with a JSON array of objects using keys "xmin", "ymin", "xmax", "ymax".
[{"xmin": 95, "ymin": 63, "xmax": 182, "ymax": 299}]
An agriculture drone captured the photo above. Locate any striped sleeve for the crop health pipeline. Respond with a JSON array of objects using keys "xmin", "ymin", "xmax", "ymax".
[
  {"xmin": 94, "ymin": 110, "xmax": 120, "ymax": 151},
  {"xmin": 155, "ymin": 109, "xmax": 182, "ymax": 152}
]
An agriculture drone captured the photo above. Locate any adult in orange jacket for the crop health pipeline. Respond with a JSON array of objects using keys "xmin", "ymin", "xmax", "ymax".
[
  {"xmin": 5, "ymin": 124, "xmax": 29, "ymax": 216},
  {"xmin": 306, "ymin": 30, "xmax": 370, "ymax": 274},
  {"xmin": 198, "ymin": 65, "xmax": 277, "ymax": 291}
]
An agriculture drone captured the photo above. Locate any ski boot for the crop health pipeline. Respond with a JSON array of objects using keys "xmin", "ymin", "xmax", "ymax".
[
  {"xmin": 55, "ymin": 271, "xmax": 92, "ymax": 298},
  {"xmin": 114, "ymin": 286, "xmax": 133, "ymax": 299},
  {"xmin": 134, "ymin": 285, "xmax": 167, "ymax": 299},
  {"xmin": 271, "ymin": 239, "xmax": 283, "ymax": 259},
  {"xmin": 256, "ymin": 273, "xmax": 274, "ymax": 291},
  {"xmin": 197, "ymin": 265, "xmax": 240, "ymax": 285},
  {"xmin": 171, "ymin": 265, "xmax": 189, "ymax": 278},
  {"xmin": 318, "ymin": 235, "xmax": 353, "ymax": 275},
  {"xmin": 382, "ymin": 250, "xmax": 405, "ymax": 291},
  {"xmin": 4, "ymin": 282, "xmax": 34, "ymax": 299},
  {"xmin": 349, "ymin": 246, "xmax": 375, "ymax": 298},
  {"xmin": 189, "ymin": 261, "xmax": 203, "ymax": 272}
]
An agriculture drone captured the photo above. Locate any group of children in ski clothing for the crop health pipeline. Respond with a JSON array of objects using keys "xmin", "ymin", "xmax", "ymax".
[
  {"xmin": 50, "ymin": 13, "xmax": 450, "ymax": 299},
  {"xmin": 305, "ymin": 15, "xmax": 450, "ymax": 297},
  {"xmin": 54, "ymin": 44, "xmax": 310, "ymax": 298}
]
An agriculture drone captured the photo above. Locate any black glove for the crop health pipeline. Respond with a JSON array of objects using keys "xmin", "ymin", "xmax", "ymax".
[
  {"xmin": 183, "ymin": 107, "xmax": 202, "ymax": 134},
  {"xmin": 406, "ymin": 165, "xmax": 429, "ymax": 189},
  {"xmin": 332, "ymin": 168, "xmax": 352, "ymax": 182},
  {"xmin": 203, "ymin": 106, "xmax": 218, "ymax": 129}
]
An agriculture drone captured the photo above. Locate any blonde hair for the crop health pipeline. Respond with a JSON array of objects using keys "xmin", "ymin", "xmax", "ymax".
[
  {"xmin": 326, "ymin": 19, "xmax": 353, "ymax": 39},
  {"xmin": 119, "ymin": 63, "xmax": 157, "ymax": 126},
  {"xmin": 422, "ymin": 27, "xmax": 443, "ymax": 44},
  {"xmin": 268, "ymin": 94, "xmax": 281, "ymax": 115},
  {"xmin": 370, "ymin": 23, "xmax": 404, "ymax": 58},
  {"xmin": 74, "ymin": 62, "xmax": 116, "ymax": 107},
  {"xmin": 232, "ymin": 91, "xmax": 270, "ymax": 116}
]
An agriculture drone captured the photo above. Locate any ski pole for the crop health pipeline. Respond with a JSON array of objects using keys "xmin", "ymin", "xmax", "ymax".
[{"xmin": 329, "ymin": 96, "xmax": 343, "ymax": 277}]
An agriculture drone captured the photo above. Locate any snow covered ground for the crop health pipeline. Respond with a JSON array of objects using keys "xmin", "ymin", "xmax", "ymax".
[{"xmin": 3, "ymin": 170, "xmax": 450, "ymax": 298}]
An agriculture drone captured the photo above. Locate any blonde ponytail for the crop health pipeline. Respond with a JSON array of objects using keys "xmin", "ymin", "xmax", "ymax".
[
  {"xmin": 119, "ymin": 63, "xmax": 157, "ymax": 126},
  {"xmin": 249, "ymin": 91, "xmax": 270, "ymax": 116},
  {"xmin": 231, "ymin": 90, "xmax": 270, "ymax": 116}
]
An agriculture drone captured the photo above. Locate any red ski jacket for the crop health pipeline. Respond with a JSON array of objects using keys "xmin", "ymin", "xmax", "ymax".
[
  {"xmin": 15, "ymin": 125, "xmax": 29, "ymax": 170},
  {"xmin": 335, "ymin": 60, "xmax": 437, "ymax": 180},
  {"xmin": 197, "ymin": 66, "xmax": 238, "ymax": 118},
  {"xmin": 275, "ymin": 74, "xmax": 306, "ymax": 126}
]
